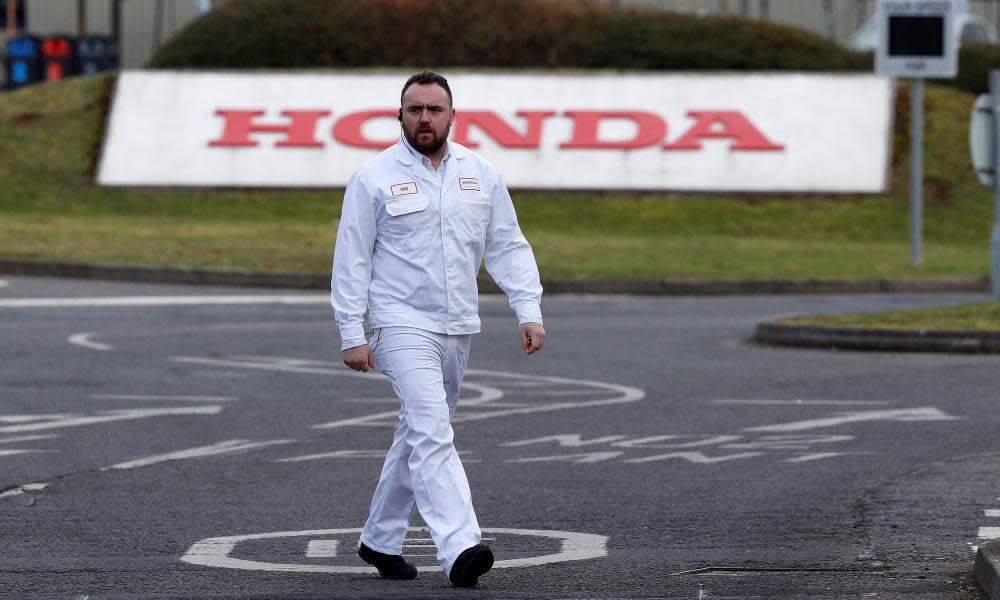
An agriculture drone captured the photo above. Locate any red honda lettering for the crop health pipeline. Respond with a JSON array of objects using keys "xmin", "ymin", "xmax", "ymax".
[
  {"xmin": 452, "ymin": 111, "xmax": 556, "ymax": 148},
  {"xmin": 332, "ymin": 109, "xmax": 399, "ymax": 148},
  {"xmin": 559, "ymin": 111, "xmax": 667, "ymax": 149},
  {"xmin": 665, "ymin": 111, "xmax": 783, "ymax": 151},
  {"xmin": 209, "ymin": 109, "xmax": 330, "ymax": 147}
]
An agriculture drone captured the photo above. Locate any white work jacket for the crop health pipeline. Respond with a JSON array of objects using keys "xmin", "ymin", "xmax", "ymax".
[{"xmin": 331, "ymin": 137, "xmax": 543, "ymax": 350}]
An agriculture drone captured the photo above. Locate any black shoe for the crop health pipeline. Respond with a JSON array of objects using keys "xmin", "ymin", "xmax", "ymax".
[
  {"xmin": 357, "ymin": 543, "xmax": 418, "ymax": 580},
  {"xmin": 449, "ymin": 544, "xmax": 494, "ymax": 588}
]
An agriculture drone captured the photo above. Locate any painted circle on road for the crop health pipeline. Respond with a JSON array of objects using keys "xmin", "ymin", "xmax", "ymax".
[{"xmin": 180, "ymin": 527, "xmax": 607, "ymax": 574}]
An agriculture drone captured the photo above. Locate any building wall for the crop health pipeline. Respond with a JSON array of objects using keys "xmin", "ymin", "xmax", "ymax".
[{"xmin": 19, "ymin": 0, "xmax": 205, "ymax": 68}]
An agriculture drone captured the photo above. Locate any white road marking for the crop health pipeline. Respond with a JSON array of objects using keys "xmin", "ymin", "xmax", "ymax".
[
  {"xmin": 0, "ymin": 406, "xmax": 223, "ymax": 433},
  {"xmin": 0, "ymin": 414, "xmax": 73, "ymax": 423},
  {"xmin": 68, "ymin": 332, "xmax": 113, "ymax": 351},
  {"xmin": 611, "ymin": 435, "xmax": 742, "ymax": 449},
  {"xmin": 90, "ymin": 394, "xmax": 239, "ymax": 402},
  {"xmin": 0, "ymin": 294, "xmax": 328, "ymax": 309},
  {"xmin": 0, "ymin": 434, "xmax": 58, "ymax": 445},
  {"xmin": 0, "ymin": 449, "xmax": 50, "ymax": 457},
  {"xmin": 722, "ymin": 434, "xmax": 854, "ymax": 451},
  {"xmin": 985, "ymin": 510, "xmax": 1000, "ymax": 517},
  {"xmin": 174, "ymin": 356, "xmax": 645, "ymax": 430},
  {"xmin": 503, "ymin": 434, "xmax": 629, "ymax": 448},
  {"xmin": 784, "ymin": 452, "xmax": 847, "ymax": 463},
  {"xmin": 713, "ymin": 399, "xmax": 890, "ymax": 406},
  {"xmin": 276, "ymin": 449, "xmax": 476, "ymax": 463},
  {"xmin": 180, "ymin": 527, "xmax": 607, "ymax": 574},
  {"xmin": 275, "ymin": 450, "xmax": 387, "ymax": 463},
  {"xmin": 306, "ymin": 540, "xmax": 339, "ymax": 558},
  {"xmin": 743, "ymin": 407, "xmax": 962, "ymax": 433},
  {"xmin": 980, "ymin": 527, "xmax": 1000, "ymax": 539},
  {"xmin": 507, "ymin": 451, "xmax": 625, "ymax": 464},
  {"xmin": 0, "ymin": 483, "xmax": 48, "ymax": 498},
  {"xmin": 104, "ymin": 439, "xmax": 295, "ymax": 470},
  {"xmin": 623, "ymin": 451, "xmax": 764, "ymax": 464}
]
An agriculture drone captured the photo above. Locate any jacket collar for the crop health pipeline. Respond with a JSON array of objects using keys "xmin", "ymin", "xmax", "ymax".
[{"xmin": 393, "ymin": 137, "xmax": 468, "ymax": 167}]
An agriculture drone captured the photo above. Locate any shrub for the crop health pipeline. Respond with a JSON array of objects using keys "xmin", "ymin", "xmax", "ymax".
[{"xmin": 147, "ymin": 0, "xmax": 998, "ymax": 95}]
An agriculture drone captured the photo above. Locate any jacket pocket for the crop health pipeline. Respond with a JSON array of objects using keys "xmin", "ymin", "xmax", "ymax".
[
  {"xmin": 382, "ymin": 194, "xmax": 434, "ymax": 252},
  {"xmin": 458, "ymin": 194, "xmax": 491, "ymax": 242}
]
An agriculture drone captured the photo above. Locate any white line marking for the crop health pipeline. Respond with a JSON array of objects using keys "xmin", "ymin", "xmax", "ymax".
[
  {"xmin": 0, "ymin": 449, "xmax": 50, "ymax": 457},
  {"xmin": 173, "ymin": 356, "xmax": 645, "ymax": 430},
  {"xmin": 507, "ymin": 451, "xmax": 624, "ymax": 464},
  {"xmin": 0, "ymin": 414, "xmax": 73, "ymax": 423},
  {"xmin": 503, "ymin": 434, "xmax": 629, "ymax": 448},
  {"xmin": 0, "ymin": 434, "xmax": 58, "ymax": 445},
  {"xmin": 104, "ymin": 439, "xmax": 295, "ymax": 470},
  {"xmin": 784, "ymin": 452, "xmax": 847, "ymax": 463},
  {"xmin": 68, "ymin": 332, "xmax": 113, "ymax": 351},
  {"xmin": 986, "ymin": 510, "xmax": 1000, "ymax": 517},
  {"xmin": 0, "ymin": 483, "xmax": 48, "ymax": 498},
  {"xmin": 980, "ymin": 527, "xmax": 1000, "ymax": 539},
  {"xmin": 713, "ymin": 399, "xmax": 890, "ymax": 406},
  {"xmin": 180, "ymin": 527, "xmax": 607, "ymax": 574},
  {"xmin": 0, "ymin": 406, "xmax": 223, "ymax": 433},
  {"xmin": 306, "ymin": 540, "xmax": 339, "ymax": 558},
  {"xmin": 90, "ymin": 394, "xmax": 239, "ymax": 402},
  {"xmin": 0, "ymin": 294, "xmax": 328, "ymax": 309},
  {"xmin": 623, "ymin": 451, "xmax": 764, "ymax": 464},
  {"xmin": 275, "ymin": 449, "xmax": 477, "ymax": 463},
  {"xmin": 275, "ymin": 450, "xmax": 387, "ymax": 463},
  {"xmin": 744, "ymin": 407, "xmax": 962, "ymax": 433}
]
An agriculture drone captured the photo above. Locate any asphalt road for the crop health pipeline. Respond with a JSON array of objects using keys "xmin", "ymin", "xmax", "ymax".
[{"xmin": 1, "ymin": 275, "xmax": 998, "ymax": 599}]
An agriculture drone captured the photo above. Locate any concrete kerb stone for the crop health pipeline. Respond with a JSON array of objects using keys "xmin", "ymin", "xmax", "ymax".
[
  {"xmin": 0, "ymin": 259, "xmax": 991, "ymax": 296},
  {"xmin": 977, "ymin": 539, "xmax": 1000, "ymax": 600},
  {"xmin": 753, "ymin": 321, "xmax": 1000, "ymax": 354}
]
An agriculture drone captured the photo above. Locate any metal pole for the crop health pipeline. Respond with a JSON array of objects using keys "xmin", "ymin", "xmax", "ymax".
[
  {"xmin": 760, "ymin": 0, "xmax": 769, "ymax": 19},
  {"xmin": 910, "ymin": 78, "xmax": 925, "ymax": 266},
  {"xmin": 990, "ymin": 70, "xmax": 1000, "ymax": 297}
]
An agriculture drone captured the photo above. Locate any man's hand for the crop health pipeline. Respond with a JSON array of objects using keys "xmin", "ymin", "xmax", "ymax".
[
  {"xmin": 519, "ymin": 322, "xmax": 546, "ymax": 355},
  {"xmin": 343, "ymin": 344, "xmax": 376, "ymax": 372}
]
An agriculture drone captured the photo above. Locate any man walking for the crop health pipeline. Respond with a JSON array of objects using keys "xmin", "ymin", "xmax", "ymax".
[{"xmin": 331, "ymin": 71, "xmax": 545, "ymax": 588}]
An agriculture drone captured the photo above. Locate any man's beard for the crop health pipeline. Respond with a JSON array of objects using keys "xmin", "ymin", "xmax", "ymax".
[{"xmin": 404, "ymin": 123, "xmax": 450, "ymax": 156}]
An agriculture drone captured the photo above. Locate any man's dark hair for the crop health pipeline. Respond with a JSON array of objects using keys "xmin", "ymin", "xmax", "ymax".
[{"xmin": 400, "ymin": 71, "xmax": 453, "ymax": 107}]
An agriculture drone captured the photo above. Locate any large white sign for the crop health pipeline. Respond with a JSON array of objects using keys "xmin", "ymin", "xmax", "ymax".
[{"xmin": 97, "ymin": 71, "xmax": 894, "ymax": 192}]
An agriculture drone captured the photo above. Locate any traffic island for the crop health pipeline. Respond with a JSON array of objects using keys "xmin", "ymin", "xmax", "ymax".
[
  {"xmin": 754, "ymin": 300, "xmax": 1000, "ymax": 354},
  {"xmin": 753, "ymin": 321, "xmax": 1000, "ymax": 354}
]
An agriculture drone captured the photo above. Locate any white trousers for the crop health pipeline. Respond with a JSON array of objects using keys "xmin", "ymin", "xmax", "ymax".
[{"xmin": 359, "ymin": 326, "xmax": 481, "ymax": 574}]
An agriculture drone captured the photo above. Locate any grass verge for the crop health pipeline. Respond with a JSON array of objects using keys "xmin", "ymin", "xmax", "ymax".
[{"xmin": 778, "ymin": 301, "xmax": 1000, "ymax": 331}]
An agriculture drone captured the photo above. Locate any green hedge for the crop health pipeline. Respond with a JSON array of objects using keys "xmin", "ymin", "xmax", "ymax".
[{"xmin": 148, "ymin": 0, "xmax": 999, "ymax": 94}]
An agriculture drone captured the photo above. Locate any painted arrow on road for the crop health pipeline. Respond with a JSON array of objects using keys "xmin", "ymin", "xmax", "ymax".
[{"xmin": 743, "ymin": 407, "xmax": 962, "ymax": 433}]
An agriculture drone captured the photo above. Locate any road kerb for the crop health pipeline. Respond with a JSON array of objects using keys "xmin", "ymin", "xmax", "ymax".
[
  {"xmin": 0, "ymin": 259, "xmax": 990, "ymax": 296},
  {"xmin": 976, "ymin": 538, "xmax": 1000, "ymax": 600},
  {"xmin": 753, "ymin": 321, "xmax": 1000, "ymax": 354}
]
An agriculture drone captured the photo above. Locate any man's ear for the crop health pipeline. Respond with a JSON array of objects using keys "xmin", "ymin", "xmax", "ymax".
[{"xmin": 397, "ymin": 109, "xmax": 403, "ymax": 122}]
